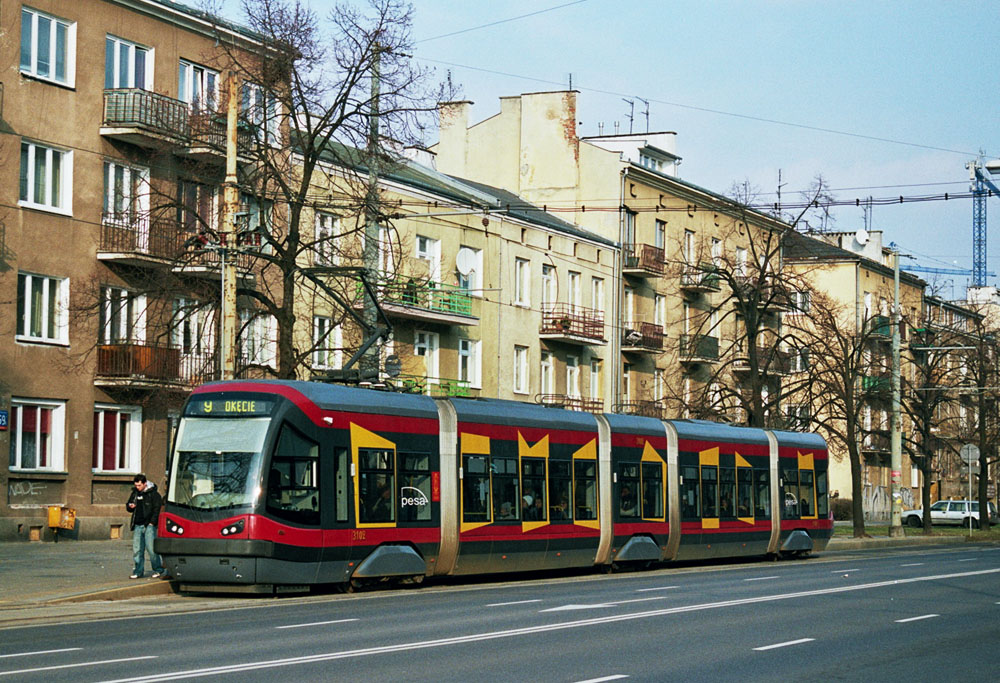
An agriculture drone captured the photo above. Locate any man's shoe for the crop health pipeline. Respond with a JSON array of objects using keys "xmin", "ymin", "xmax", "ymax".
[
  {"xmin": 130, "ymin": 573, "xmax": 141, "ymax": 579},
  {"xmin": 151, "ymin": 572, "xmax": 163, "ymax": 579}
]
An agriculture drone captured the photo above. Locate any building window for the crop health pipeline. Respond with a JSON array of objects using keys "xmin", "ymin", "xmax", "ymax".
[
  {"xmin": 456, "ymin": 246, "xmax": 482, "ymax": 293},
  {"xmin": 177, "ymin": 180, "xmax": 217, "ymax": 234},
  {"xmin": 735, "ymin": 247, "xmax": 748, "ymax": 277},
  {"xmin": 513, "ymin": 345, "xmax": 529, "ymax": 394},
  {"xmin": 93, "ymin": 405, "xmax": 142, "ymax": 472},
  {"xmin": 591, "ymin": 277, "xmax": 604, "ymax": 309},
  {"xmin": 100, "ymin": 286, "xmax": 144, "ymax": 344},
  {"xmin": 239, "ymin": 310, "xmax": 276, "ymax": 368},
  {"xmin": 9, "ymin": 399, "xmax": 65, "ymax": 471},
  {"xmin": 590, "ymin": 359, "xmax": 602, "ymax": 401},
  {"xmin": 313, "ymin": 316, "xmax": 341, "ymax": 369},
  {"xmin": 622, "ymin": 363, "xmax": 631, "ymax": 400},
  {"xmin": 16, "ymin": 272, "xmax": 68, "ymax": 344},
  {"xmin": 103, "ymin": 161, "xmax": 148, "ymax": 229},
  {"xmin": 241, "ymin": 82, "xmax": 279, "ymax": 142},
  {"xmin": 624, "ymin": 210, "xmax": 636, "ymax": 248},
  {"xmin": 711, "ymin": 238, "xmax": 722, "ymax": 266},
  {"xmin": 105, "ymin": 35, "xmax": 149, "ymax": 89},
  {"xmin": 541, "ymin": 264, "xmax": 556, "ymax": 309},
  {"xmin": 654, "ymin": 294, "xmax": 666, "ymax": 327},
  {"xmin": 315, "ymin": 213, "xmax": 338, "ymax": 266},
  {"xmin": 414, "ymin": 330, "xmax": 440, "ymax": 380},
  {"xmin": 655, "ymin": 220, "xmax": 666, "ymax": 250},
  {"xmin": 540, "ymin": 351, "xmax": 553, "ymax": 394},
  {"xmin": 790, "ymin": 347, "xmax": 810, "ymax": 373},
  {"xmin": 20, "ymin": 7, "xmax": 74, "ymax": 86},
  {"xmin": 790, "ymin": 290, "xmax": 811, "ymax": 314},
  {"xmin": 178, "ymin": 59, "xmax": 218, "ymax": 112},
  {"xmin": 416, "ymin": 235, "xmax": 441, "ymax": 281},
  {"xmin": 459, "ymin": 339, "xmax": 481, "ymax": 388},
  {"xmin": 20, "ymin": 140, "xmax": 71, "ymax": 213},
  {"xmin": 568, "ymin": 271, "xmax": 581, "ymax": 309},
  {"xmin": 683, "ymin": 230, "xmax": 695, "ymax": 264},
  {"xmin": 566, "ymin": 355, "xmax": 580, "ymax": 397},
  {"xmin": 514, "ymin": 258, "xmax": 530, "ymax": 307}
]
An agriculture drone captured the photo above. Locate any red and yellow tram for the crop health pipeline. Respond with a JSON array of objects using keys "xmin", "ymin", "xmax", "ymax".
[{"xmin": 155, "ymin": 380, "xmax": 831, "ymax": 591}]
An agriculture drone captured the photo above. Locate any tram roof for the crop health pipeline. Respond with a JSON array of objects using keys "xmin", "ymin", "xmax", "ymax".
[
  {"xmin": 450, "ymin": 397, "xmax": 599, "ymax": 432},
  {"xmin": 768, "ymin": 429, "xmax": 827, "ymax": 452},
  {"xmin": 668, "ymin": 419, "xmax": 771, "ymax": 446}
]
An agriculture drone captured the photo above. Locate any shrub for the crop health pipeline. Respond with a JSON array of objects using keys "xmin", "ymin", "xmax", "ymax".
[{"xmin": 832, "ymin": 497, "xmax": 853, "ymax": 521}]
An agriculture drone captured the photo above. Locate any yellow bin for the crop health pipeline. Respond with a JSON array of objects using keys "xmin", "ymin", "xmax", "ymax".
[{"xmin": 47, "ymin": 506, "xmax": 76, "ymax": 530}]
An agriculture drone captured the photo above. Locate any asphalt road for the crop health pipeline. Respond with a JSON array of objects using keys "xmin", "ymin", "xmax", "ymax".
[{"xmin": 1, "ymin": 544, "xmax": 998, "ymax": 682}]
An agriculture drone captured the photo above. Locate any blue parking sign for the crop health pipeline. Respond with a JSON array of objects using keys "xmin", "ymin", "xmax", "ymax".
[{"xmin": 0, "ymin": 410, "xmax": 7, "ymax": 430}]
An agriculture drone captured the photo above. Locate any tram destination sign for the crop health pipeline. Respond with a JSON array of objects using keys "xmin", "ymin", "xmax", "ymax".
[{"xmin": 185, "ymin": 397, "xmax": 274, "ymax": 417}]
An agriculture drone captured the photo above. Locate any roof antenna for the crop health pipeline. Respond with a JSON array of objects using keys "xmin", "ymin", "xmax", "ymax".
[
  {"xmin": 622, "ymin": 98, "xmax": 634, "ymax": 134},
  {"xmin": 638, "ymin": 97, "xmax": 649, "ymax": 133},
  {"xmin": 568, "ymin": 73, "xmax": 573, "ymax": 90}
]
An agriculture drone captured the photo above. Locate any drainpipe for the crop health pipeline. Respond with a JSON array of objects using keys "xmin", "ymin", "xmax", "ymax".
[{"xmin": 612, "ymin": 167, "xmax": 627, "ymax": 409}]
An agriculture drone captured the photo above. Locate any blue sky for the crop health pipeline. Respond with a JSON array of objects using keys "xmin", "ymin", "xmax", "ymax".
[{"xmin": 236, "ymin": 1, "xmax": 1000, "ymax": 295}]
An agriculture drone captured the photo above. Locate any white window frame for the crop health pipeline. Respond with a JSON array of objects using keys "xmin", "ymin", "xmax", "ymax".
[
  {"xmin": 684, "ymin": 230, "xmax": 695, "ymax": 264},
  {"xmin": 100, "ymin": 286, "xmax": 146, "ymax": 345},
  {"xmin": 312, "ymin": 316, "xmax": 342, "ymax": 370},
  {"xmin": 20, "ymin": 7, "xmax": 75, "ymax": 86},
  {"xmin": 513, "ymin": 345, "xmax": 529, "ymax": 394},
  {"xmin": 459, "ymin": 339, "xmax": 482, "ymax": 389},
  {"xmin": 589, "ymin": 359, "xmax": 602, "ymax": 401},
  {"xmin": 415, "ymin": 235, "xmax": 441, "ymax": 282},
  {"xmin": 414, "ymin": 330, "xmax": 440, "ymax": 381},
  {"xmin": 790, "ymin": 290, "xmax": 811, "ymax": 314},
  {"xmin": 514, "ymin": 258, "xmax": 530, "ymax": 307},
  {"xmin": 711, "ymin": 238, "xmax": 722, "ymax": 266},
  {"xmin": 566, "ymin": 355, "xmax": 581, "ymax": 397},
  {"xmin": 315, "ymin": 212, "xmax": 339, "ymax": 266},
  {"xmin": 541, "ymin": 264, "xmax": 556, "ymax": 309},
  {"xmin": 735, "ymin": 247, "xmax": 748, "ymax": 277},
  {"xmin": 241, "ymin": 81, "xmax": 280, "ymax": 143},
  {"xmin": 9, "ymin": 398, "xmax": 66, "ymax": 472},
  {"xmin": 16, "ymin": 272, "xmax": 69, "ymax": 345},
  {"xmin": 591, "ymin": 277, "xmax": 604, "ymax": 310},
  {"xmin": 239, "ymin": 310, "xmax": 276, "ymax": 368},
  {"xmin": 105, "ymin": 35, "xmax": 150, "ymax": 90},
  {"xmin": 20, "ymin": 140, "xmax": 72, "ymax": 214},
  {"xmin": 178, "ymin": 59, "xmax": 218, "ymax": 112},
  {"xmin": 654, "ymin": 294, "xmax": 666, "ymax": 328},
  {"xmin": 622, "ymin": 363, "xmax": 631, "ymax": 400},
  {"xmin": 540, "ymin": 351, "xmax": 553, "ymax": 395},
  {"xmin": 103, "ymin": 160, "xmax": 149, "ymax": 230},
  {"xmin": 92, "ymin": 404, "xmax": 142, "ymax": 473},
  {"xmin": 654, "ymin": 220, "xmax": 666, "ymax": 250},
  {"xmin": 568, "ymin": 271, "xmax": 581, "ymax": 309}
]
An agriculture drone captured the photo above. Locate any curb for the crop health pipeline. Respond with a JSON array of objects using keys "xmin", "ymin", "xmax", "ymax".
[
  {"xmin": 48, "ymin": 579, "xmax": 177, "ymax": 604},
  {"xmin": 826, "ymin": 535, "xmax": 968, "ymax": 552}
]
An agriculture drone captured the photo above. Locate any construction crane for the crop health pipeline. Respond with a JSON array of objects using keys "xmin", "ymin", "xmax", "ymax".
[
  {"xmin": 901, "ymin": 264, "xmax": 996, "ymax": 277},
  {"xmin": 967, "ymin": 158, "xmax": 1000, "ymax": 287}
]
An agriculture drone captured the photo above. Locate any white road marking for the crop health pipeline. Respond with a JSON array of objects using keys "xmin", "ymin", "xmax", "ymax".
[
  {"xmin": 635, "ymin": 586, "xmax": 678, "ymax": 592},
  {"xmin": 0, "ymin": 648, "xmax": 82, "ymax": 659},
  {"xmin": 753, "ymin": 638, "xmax": 815, "ymax": 651},
  {"xmin": 276, "ymin": 619, "xmax": 358, "ymax": 629},
  {"xmin": 102, "ymin": 567, "xmax": 1000, "ymax": 683},
  {"xmin": 900, "ymin": 563, "xmax": 924, "ymax": 567},
  {"xmin": 744, "ymin": 576, "xmax": 779, "ymax": 582},
  {"xmin": 958, "ymin": 558, "xmax": 977, "ymax": 562},
  {"xmin": 540, "ymin": 596, "xmax": 669, "ymax": 612},
  {"xmin": 486, "ymin": 599, "xmax": 542, "ymax": 607},
  {"xmin": 895, "ymin": 614, "xmax": 939, "ymax": 623},
  {"xmin": 833, "ymin": 568, "xmax": 861, "ymax": 573},
  {"xmin": 0, "ymin": 656, "xmax": 155, "ymax": 677},
  {"xmin": 574, "ymin": 676, "xmax": 629, "ymax": 682}
]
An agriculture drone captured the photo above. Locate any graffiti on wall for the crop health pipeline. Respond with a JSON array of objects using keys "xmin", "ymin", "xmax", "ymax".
[
  {"xmin": 863, "ymin": 484, "xmax": 914, "ymax": 521},
  {"xmin": 7, "ymin": 480, "xmax": 62, "ymax": 508}
]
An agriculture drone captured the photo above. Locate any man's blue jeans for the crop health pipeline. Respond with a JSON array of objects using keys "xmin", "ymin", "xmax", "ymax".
[{"xmin": 132, "ymin": 524, "xmax": 165, "ymax": 576}]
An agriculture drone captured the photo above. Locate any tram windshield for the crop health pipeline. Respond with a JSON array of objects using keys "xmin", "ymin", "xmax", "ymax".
[{"xmin": 168, "ymin": 417, "xmax": 270, "ymax": 510}]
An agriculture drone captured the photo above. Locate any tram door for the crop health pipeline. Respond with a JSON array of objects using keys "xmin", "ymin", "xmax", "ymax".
[{"xmin": 781, "ymin": 452, "xmax": 818, "ymax": 521}]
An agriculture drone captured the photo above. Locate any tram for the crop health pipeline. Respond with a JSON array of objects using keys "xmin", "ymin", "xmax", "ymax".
[{"xmin": 155, "ymin": 380, "xmax": 831, "ymax": 592}]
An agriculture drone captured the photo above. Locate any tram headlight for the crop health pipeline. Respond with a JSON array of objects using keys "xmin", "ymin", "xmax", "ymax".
[
  {"xmin": 165, "ymin": 518, "xmax": 185, "ymax": 535},
  {"xmin": 220, "ymin": 518, "xmax": 245, "ymax": 536}
]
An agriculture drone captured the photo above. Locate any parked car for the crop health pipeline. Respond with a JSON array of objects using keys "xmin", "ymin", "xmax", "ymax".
[{"xmin": 902, "ymin": 499, "xmax": 1000, "ymax": 528}]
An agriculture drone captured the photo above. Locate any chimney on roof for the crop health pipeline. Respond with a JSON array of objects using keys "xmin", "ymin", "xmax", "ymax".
[{"xmin": 436, "ymin": 100, "xmax": 472, "ymax": 177}]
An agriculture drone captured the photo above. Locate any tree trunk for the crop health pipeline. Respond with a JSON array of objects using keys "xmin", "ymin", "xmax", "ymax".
[{"xmin": 848, "ymin": 443, "xmax": 867, "ymax": 537}]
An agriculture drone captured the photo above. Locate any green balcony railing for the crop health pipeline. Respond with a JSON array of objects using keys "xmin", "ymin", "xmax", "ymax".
[
  {"xmin": 398, "ymin": 374, "xmax": 475, "ymax": 397},
  {"xmin": 680, "ymin": 333, "xmax": 719, "ymax": 361},
  {"xmin": 866, "ymin": 315, "xmax": 892, "ymax": 338},
  {"xmin": 380, "ymin": 278, "xmax": 474, "ymax": 316}
]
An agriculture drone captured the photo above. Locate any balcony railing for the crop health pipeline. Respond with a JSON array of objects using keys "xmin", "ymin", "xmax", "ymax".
[
  {"xmin": 614, "ymin": 400, "xmax": 666, "ymax": 418},
  {"xmin": 382, "ymin": 278, "xmax": 474, "ymax": 316},
  {"xmin": 732, "ymin": 346, "xmax": 793, "ymax": 374},
  {"xmin": 866, "ymin": 315, "xmax": 892, "ymax": 339},
  {"xmin": 537, "ymin": 394, "xmax": 604, "ymax": 414},
  {"xmin": 623, "ymin": 243, "xmax": 665, "ymax": 277},
  {"xmin": 96, "ymin": 343, "xmax": 181, "ymax": 382},
  {"xmin": 680, "ymin": 264, "xmax": 722, "ymax": 293},
  {"xmin": 861, "ymin": 430, "xmax": 891, "ymax": 453},
  {"xmin": 99, "ymin": 215, "xmax": 187, "ymax": 263},
  {"xmin": 860, "ymin": 373, "xmax": 891, "ymax": 393},
  {"xmin": 680, "ymin": 333, "xmax": 719, "ymax": 363},
  {"xmin": 540, "ymin": 303, "xmax": 605, "ymax": 344},
  {"xmin": 622, "ymin": 321, "xmax": 664, "ymax": 353},
  {"xmin": 397, "ymin": 374, "xmax": 477, "ymax": 398}
]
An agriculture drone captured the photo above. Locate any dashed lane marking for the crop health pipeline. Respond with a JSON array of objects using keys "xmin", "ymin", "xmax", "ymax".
[
  {"xmin": 486, "ymin": 600, "xmax": 542, "ymax": 607},
  {"xmin": 0, "ymin": 648, "xmax": 82, "ymax": 659},
  {"xmin": 744, "ymin": 576, "xmax": 779, "ymax": 582},
  {"xmin": 276, "ymin": 619, "xmax": 359, "ymax": 629},
  {"xmin": 895, "ymin": 614, "xmax": 939, "ymax": 623},
  {"xmin": 753, "ymin": 638, "xmax": 815, "ymax": 651},
  {"xmin": 0, "ymin": 656, "xmax": 156, "ymax": 677},
  {"xmin": 635, "ymin": 586, "xmax": 679, "ymax": 593}
]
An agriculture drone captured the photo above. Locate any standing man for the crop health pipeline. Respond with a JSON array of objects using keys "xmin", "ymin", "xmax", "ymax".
[{"xmin": 126, "ymin": 474, "xmax": 167, "ymax": 579}]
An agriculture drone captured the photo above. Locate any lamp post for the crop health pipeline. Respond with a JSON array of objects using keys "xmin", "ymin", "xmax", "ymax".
[{"xmin": 889, "ymin": 247, "xmax": 903, "ymax": 536}]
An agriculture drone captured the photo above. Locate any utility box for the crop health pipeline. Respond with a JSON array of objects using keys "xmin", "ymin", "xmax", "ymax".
[{"xmin": 47, "ymin": 506, "xmax": 76, "ymax": 530}]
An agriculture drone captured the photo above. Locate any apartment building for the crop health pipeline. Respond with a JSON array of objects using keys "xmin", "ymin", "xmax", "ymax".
[
  {"xmin": 296, "ymin": 146, "xmax": 619, "ymax": 407},
  {"xmin": 432, "ymin": 90, "xmax": 794, "ymax": 419},
  {"xmin": 1, "ymin": 0, "xmax": 277, "ymax": 540}
]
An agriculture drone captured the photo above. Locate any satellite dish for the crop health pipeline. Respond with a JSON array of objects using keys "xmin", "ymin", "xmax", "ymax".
[
  {"xmin": 855, "ymin": 228, "xmax": 869, "ymax": 246},
  {"xmin": 456, "ymin": 247, "xmax": 477, "ymax": 276}
]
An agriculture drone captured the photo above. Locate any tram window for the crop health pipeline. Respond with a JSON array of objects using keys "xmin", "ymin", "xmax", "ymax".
[
  {"xmin": 719, "ymin": 466, "xmax": 736, "ymax": 519},
  {"xmin": 492, "ymin": 457, "xmax": 519, "ymax": 521},
  {"xmin": 463, "ymin": 455, "xmax": 490, "ymax": 522},
  {"xmin": 737, "ymin": 468, "xmax": 754, "ymax": 517},
  {"xmin": 641, "ymin": 462, "xmax": 664, "ymax": 519},
  {"xmin": 680, "ymin": 465, "xmax": 700, "ymax": 520},
  {"xmin": 359, "ymin": 448, "xmax": 395, "ymax": 523},
  {"xmin": 816, "ymin": 469, "xmax": 829, "ymax": 518},
  {"xmin": 574, "ymin": 460, "xmax": 597, "ymax": 520},
  {"xmin": 523, "ymin": 458, "xmax": 547, "ymax": 521},
  {"xmin": 701, "ymin": 465, "xmax": 718, "ymax": 518},
  {"xmin": 335, "ymin": 447, "xmax": 349, "ymax": 522},
  {"xmin": 549, "ymin": 461, "xmax": 572, "ymax": 522},
  {"xmin": 799, "ymin": 470, "xmax": 815, "ymax": 517},
  {"xmin": 619, "ymin": 463, "xmax": 640, "ymax": 518},
  {"xmin": 754, "ymin": 469, "xmax": 770, "ymax": 519},
  {"xmin": 399, "ymin": 452, "xmax": 432, "ymax": 522},
  {"xmin": 782, "ymin": 469, "xmax": 799, "ymax": 520},
  {"xmin": 266, "ymin": 424, "xmax": 320, "ymax": 525}
]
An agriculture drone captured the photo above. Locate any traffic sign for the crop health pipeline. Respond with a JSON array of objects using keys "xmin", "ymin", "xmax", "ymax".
[{"xmin": 959, "ymin": 444, "xmax": 980, "ymax": 465}]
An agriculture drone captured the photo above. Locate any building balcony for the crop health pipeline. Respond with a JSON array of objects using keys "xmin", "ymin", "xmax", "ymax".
[
  {"xmin": 98, "ymin": 215, "xmax": 187, "ymax": 267},
  {"xmin": 95, "ymin": 343, "xmax": 221, "ymax": 388},
  {"xmin": 397, "ymin": 374, "xmax": 478, "ymax": 398},
  {"xmin": 860, "ymin": 372, "xmax": 891, "ymax": 394},
  {"xmin": 680, "ymin": 333, "xmax": 719, "ymax": 364},
  {"xmin": 861, "ymin": 430, "xmax": 891, "ymax": 454},
  {"xmin": 537, "ymin": 394, "xmax": 604, "ymax": 414},
  {"xmin": 171, "ymin": 231, "xmax": 257, "ymax": 279},
  {"xmin": 865, "ymin": 315, "xmax": 892, "ymax": 339},
  {"xmin": 622, "ymin": 321, "xmax": 664, "ymax": 354},
  {"xmin": 679, "ymin": 264, "xmax": 722, "ymax": 294},
  {"xmin": 732, "ymin": 346, "xmax": 793, "ymax": 375},
  {"xmin": 734, "ymin": 277, "xmax": 793, "ymax": 311},
  {"xmin": 623, "ymin": 244, "xmax": 665, "ymax": 278},
  {"xmin": 613, "ymin": 399, "xmax": 666, "ymax": 418},
  {"xmin": 371, "ymin": 278, "xmax": 479, "ymax": 326},
  {"xmin": 540, "ymin": 303, "xmax": 605, "ymax": 345},
  {"xmin": 101, "ymin": 89, "xmax": 253, "ymax": 160}
]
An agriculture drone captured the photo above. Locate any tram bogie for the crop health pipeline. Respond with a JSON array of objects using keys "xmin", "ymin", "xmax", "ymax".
[{"xmin": 156, "ymin": 380, "xmax": 832, "ymax": 592}]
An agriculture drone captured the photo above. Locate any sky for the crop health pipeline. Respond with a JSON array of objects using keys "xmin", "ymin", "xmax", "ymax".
[{"xmin": 228, "ymin": 1, "xmax": 1000, "ymax": 298}]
